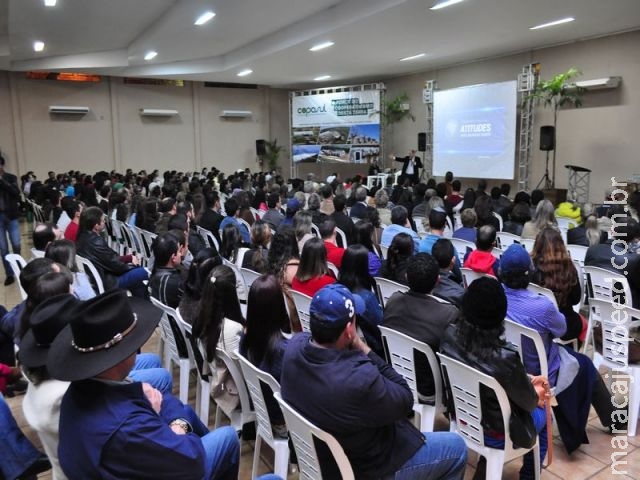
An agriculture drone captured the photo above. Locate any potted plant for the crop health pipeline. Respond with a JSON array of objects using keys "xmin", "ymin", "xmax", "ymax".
[
  {"xmin": 264, "ymin": 138, "xmax": 285, "ymax": 172},
  {"xmin": 379, "ymin": 92, "xmax": 416, "ymax": 126},
  {"xmin": 525, "ymin": 67, "xmax": 585, "ymax": 187}
]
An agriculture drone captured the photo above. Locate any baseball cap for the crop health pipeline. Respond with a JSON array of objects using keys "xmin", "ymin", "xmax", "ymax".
[
  {"xmin": 500, "ymin": 244, "xmax": 532, "ymax": 273},
  {"xmin": 287, "ymin": 198, "xmax": 301, "ymax": 212},
  {"xmin": 309, "ymin": 284, "xmax": 365, "ymax": 327}
]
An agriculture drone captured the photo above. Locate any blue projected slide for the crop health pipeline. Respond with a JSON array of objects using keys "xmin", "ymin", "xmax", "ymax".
[{"xmin": 433, "ymin": 81, "xmax": 517, "ymax": 179}]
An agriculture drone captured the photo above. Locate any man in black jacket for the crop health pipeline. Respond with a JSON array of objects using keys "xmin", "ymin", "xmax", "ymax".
[
  {"xmin": 149, "ymin": 232, "xmax": 184, "ymax": 308},
  {"xmin": 390, "ymin": 150, "xmax": 422, "ymax": 185},
  {"xmin": 0, "ymin": 155, "xmax": 21, "ymax": 286}
]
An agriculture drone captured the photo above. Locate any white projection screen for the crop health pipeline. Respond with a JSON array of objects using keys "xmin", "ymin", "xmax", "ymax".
[{"xmin": 433, "ymin": 80, "xmax": 517, "ymax": 179}]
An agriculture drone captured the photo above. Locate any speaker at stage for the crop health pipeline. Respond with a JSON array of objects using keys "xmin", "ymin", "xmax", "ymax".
[
  {"xmin": 255, "ymin": 139, "xmax": 266, "ymax": 156},
  {"xmin": 417, "ymin": 132, "xmax": 427, "ymax": 152},
  {"xmin": 539, "ymin": 126, "xmax": 555, "ymax": 151}
]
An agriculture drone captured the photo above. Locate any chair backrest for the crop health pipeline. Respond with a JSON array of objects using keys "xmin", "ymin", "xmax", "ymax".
[
  {"xmin": 222, "ymin": 257, "xmax": 248, "ymax": 302},
  {"xmin": 565, "ymin": 244, "xmax": 587, "ymax": 266},
  {"xmin": 583, "ymin": 265, "xmax": 632, "ymax": 306},
  {"xmin": 215, "ymin": 347, "xmax": 253, "ymax": 423},
  {"xmin": 30, "ymin": 247, "xmax": 45, "ymax": 259},
  {"xmin": 118, "ymin": 222, "xmax": 136, "ymax": 254},
  {"xmin": 572, "ymin": 259, "xmax": 585, "ymax": 313},
  {"xmin": 250, "ymin": 207, "xmax": 263, "ymax": 220},
  {"xmin": 135, "ymin": 227, "xmax": 156, "ymax": 264},
  {"xmin": 235, "ymin": 352, "xmax": 283, "ymax": 444},
  {"xmin": 527, "ymin": 283, "xmax": 558, "ymax": 309},
  {"xmin": 373, "ymin": 276, "xmax": 409, "ymax": 308},
  {"xmin": 334, "ymin": 227, "xmax": 348, "ymax": 248},
  {"xmin": 236, "ymin": 247, "xmax": 250, "ymax": 268},
  {"xmin": 196, "ymin": 225, "xmax": 220, "ymax": 252},
  {"xmin": 437, "ymin": 353, "xmax": 514, "ymax": 452},
  {"xmin": 492, "ymin": 211, "xmax": 504, "ymax": 231},
  {"xmin": 237, "ymin": 218, "xmax": 252, "ymax": 236},
  {"xmin": 413, "ymin": 216, "xmax": 427, "ymax": 236},
  {"xmin": 240, "ymin": 267, "xmax": 261, "ymax": 289},
  {"xmin": 310, "ymin": 224, "xmax": 320, "ymax": 238},
  {"xmin": 460, "ymin": 267, "xmax": 491, "ymax": 288},
  {"xmin": 450, "ymin": 238, "xmax": 475, "ymax": 259},
  {"xmin": 378, "ymin": 326, "xmax": 444, "ymax": 410},
  {"xmin": 496, "ymin": 231, "xmax": 520, "ymax": 249},
  {"xmin": 503, "ymin": 318, "xmax": 549, "ymax": 379},
  {"xmin": 379, "ymin": 244, "xmax": 388, "ymax": 260},
  {"xmin": 555, "ymin": 217, "xmax": 575, "ymax": 230},
  {"xmin": 290, "ymin": 290, "xmax": 312, "ymax": 332},
  {"xmin": 326, "ymin": 262, "xmax": 339, "ymax": 279},
  {"xmin": 274, "ymin": 392, "xmax": 355, "ymax": 480},
  {"xmin": 517, "ymin": 238, "xmax": 535, "ymax": 252},
  {"xmin": 590, "ymin": 298, "xmax": 640, "ymax": 370},
  {"xmin": 75, "ymin": 254, "xmax": 105, "ymax": 294},
  {"xmin": 4, "ymin": 253, "xmax": 28, "ymax": 299},
  {"xmin": 150, "ymin": 297, "xmax": 192, "ymax": 361},
  {"xmin": 491, "ymin": 247, "xmax": 503, "ymax": 260}
]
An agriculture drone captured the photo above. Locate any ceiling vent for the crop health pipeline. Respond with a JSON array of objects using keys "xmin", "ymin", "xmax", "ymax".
[{"xmin": 571, "ymin": 76, "xmax": 622, "ymax": 91}]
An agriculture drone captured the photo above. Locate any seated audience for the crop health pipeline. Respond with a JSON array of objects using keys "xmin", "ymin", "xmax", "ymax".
[
  {"xmin": 555, "ymin": 192, "xmax": 582, "ymax": 225},
  {"xmin": 293, "ymin": 210, "xmax": 314, "ymax": 255},
  {"xmin": 291, "ymin": 237, "xmax": 335, "ymax": 296},
  {"xmin": 567, "ymin": 204, "xmax": 607, "ymax": 246},
  {"xmin": 149, "ymin": 231, "xmax": 186, "ymax": 308},
  {"xmin": 329, "ymin": 194, "xmax": 354, "ymax": 245},
  {"xmin": 502, "ymin": 201, "xmax": 531, "ymax": 236},
  {"xmin": 62, "ymin": 200, "xmax": 82, "ymax": 243},
  {"xmin": 261, "ymin": 193, "xmax": 284, "ymax": 230},
  {"xmin": 431, "ymin": 238, "xmax": 465, "ymax": 307},
  {"xmin": 242, "ymin": 220, "xmax": 271, "ymax": 273},
  {"xmin": 219, "ymin": 223, "xmax": 243, "ymax": 264},
  {"xmin": 452, "ymin": 208, "xmax": 477, "ymax": 243},
  {"xmin": 44, "ymin": 239, "xmax": 96, "ymax": 300},
  {"xmin": 33, "ymin": 222, "xmax": 63, "ymax": 254},
  {"xmin": 380, "ymin": 205, "xmax": 420, "ymax": 251},
  {"xmin": 267, "ymin": 227, "xmax": 301, "ymax": 332},
  {"xmin": 178, "ymin": 248, "xmax": 221, "ymax": 325},
  {"xmin": 379, "ymin": 232, "xmax": 414, "ymax": 286},
  {"xmin": 319, "ymin": 218, "xmax": 346, "ymax": 269},
  {"xmin": 353, "ymin": 220, "xmax": 382, "ymax": 276},
  {"xmin": 474, "ymin": 195, "xmax": 500, "ymax": 231},
  {"xmin": 521, "ymin": 200, "xmax": 557, "ymax": 240},
  {"xmin": 463, "ymin": 225, "xmax": 500, "ymax": 277},
  {"xmin": 219, "ymin": 197, "xmax": 250, "ymax": 244}
]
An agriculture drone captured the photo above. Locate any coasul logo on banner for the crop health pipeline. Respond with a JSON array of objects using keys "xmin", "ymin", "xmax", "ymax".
[{"xmin": 297, "ymin": 105, "xmax": 327, "ymax": 116}]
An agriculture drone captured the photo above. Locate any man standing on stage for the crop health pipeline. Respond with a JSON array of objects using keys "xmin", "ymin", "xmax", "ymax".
[
  {"xmin": 0, "ymin": 154, "xmax": 21, "ymax": 286},
  {"xmin": 390, "ymin": 149, "xmax": 422, "ymax": 185}
]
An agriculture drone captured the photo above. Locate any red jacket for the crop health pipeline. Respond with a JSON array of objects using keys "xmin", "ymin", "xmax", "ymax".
[
  {"xmin": 324, "ymin": 241, "xmax": 345, "ymax": 268},
  {"xmin": 463, "ymin": 250, "xmax": 499, "ymax": 277}
]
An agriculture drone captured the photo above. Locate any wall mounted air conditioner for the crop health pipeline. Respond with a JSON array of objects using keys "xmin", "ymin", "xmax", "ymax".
[
  {"xmin": 139, "ymin": 108, "xmax": 179, "ymax": 117},
  {"xmin": 219, "ymin": 110, "xmax": 252, "ymax": 118},
  {"xmin": 572, "ymin": 76, "xmax": 622, "ymax": 91},
  {"xmin": 48, "ymin": 106, "xmax": 90, "ymax": 114}
]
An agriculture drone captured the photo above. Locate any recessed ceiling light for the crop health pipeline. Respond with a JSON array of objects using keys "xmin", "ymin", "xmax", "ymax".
[
  {"xmin": 530, "ymin": 17, "xmax": 575, "ymax": 30},
  {"xmin": 194, "ymin": 11, "xmax": 216, "ymax": 26},
  {"xmin": 237, "ymin": 69, "xmax": 253, "ymax": 77},
  {"xmin": 144, "ymin": 51, "xmax": 158, "ymax": 61},
  {"xmin": 400, "ymin": 53, "xmax": 426, "ymax": 61},
  {"xmin": 33, "ymin": 41, "xmax": 45, "ymax": 52},
  {"xmin": 430, "ymin": 0, "xmax": 464, "ymax": 11},
  {"xmin": 44, "ymin": 0, "xmax": 57, "ymax": 6},
  {"xmin": 309, "ymin": 41, "xmax": 335, "ymax": 52},
  {"xmin": 314, "ymin": 75, "xmax": 331, "ymax": 81}
]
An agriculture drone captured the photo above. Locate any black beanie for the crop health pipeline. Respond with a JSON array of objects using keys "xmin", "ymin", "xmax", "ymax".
[{"xmin": 462, "ymin": 277, "xmax": 507, "ymax": 330}]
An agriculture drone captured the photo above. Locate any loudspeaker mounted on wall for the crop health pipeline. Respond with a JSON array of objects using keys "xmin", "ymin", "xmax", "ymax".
[
  {"xmin": 417, "ymin": 132, "xmax": 427, "ymax": 152},
  {"xmin": 256, "ymin": 139, "xmax": 266, "ymax": 156},
  {"xmin": 539, "ymin": 126, "xmax": 555, "ymax": 151}
]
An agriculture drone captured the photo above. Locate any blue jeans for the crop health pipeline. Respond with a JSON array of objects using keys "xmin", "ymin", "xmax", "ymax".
[
  {"xmin": 394, "ymin": 431, "xmax": 467, "ymax": 480},
  {"xmin": 202, "ymin": 425, "xmax": 240, "ymax": 480},
  {"xmin": 129, "ymin": 353, "xmax": 173, "ymax": 395},
  {"xmin": 0, "ymin": 214, "xmax": 20, "ymax": 278},
  {"xmin": 116, "ymin": 267, "xmax": 149, "ymax": 299},
  {"xmin": 0, "ymin": 394, "xmax": 43, "ymax": 479},
  {"xmin": 484, "ymin": 407, "xmax": 547, "ymax": 480}
]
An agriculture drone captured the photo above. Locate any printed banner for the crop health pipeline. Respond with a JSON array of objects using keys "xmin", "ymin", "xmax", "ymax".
[{"xmin": 291, "ymin": 90, "xmax": 382, "ymax": 164}]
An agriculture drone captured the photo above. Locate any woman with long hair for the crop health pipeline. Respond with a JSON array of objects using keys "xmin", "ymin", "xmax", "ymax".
[
  {"xmin": 291, "ymin": 237, "xmax": 335, "ymax": 296},
  {"xmin": 530, "ymin": 227, "xmax": 585, "ymax": 343},
  {"xmin": 440, "ymin": 278, "xmax": 547, "ymax": 480},
  {"xmin": 339, "ymin": 244, "xmax": 383, "ymax": 354},
  {"xmin": 219, "ymin": 223, "xmax": 242, "ymax": 263},
  {"xmin": 44, "ymin": 239, "xmax": 96, "ymax": 300},
  {"xmin": 293, "ymin": 210, "xmax": 314, "ymax": 255},
  {"xmin": 178, "ymin": 247, "xmax": 221, "ymax": 325},
  {"xmin": 242, "ymin": 220, "xmax": 271, "ymax": 273},
  {"xmin": 267, "ymin": 226, "xmax": 301, "ymax": 332},
  {"xmin": 353, "ymin": 220, "xmax": 382, "ymax": 276},
  {"xmin": 521, "ymin": 199, "xmax": 557, "ymax": 240},
  {"xmin": 473, "ymin": 195, "xmax": 500, "ymax": 231},
  {"xmin": 379, "ymin": 232, "xmax": 414, "ymax": 285},
  {"xmin": 502, "ymin": 201, "xmax": 531, "ymax": 236}
]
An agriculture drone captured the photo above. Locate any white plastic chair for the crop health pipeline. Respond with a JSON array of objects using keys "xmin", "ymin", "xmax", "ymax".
[
  {"xmin": 235, "ymin": 353, "xmax": 289, "ymax": 479},
  {"xmin": 460, "ymin": 267, "xmax": 492, "ymax": 288},
  {"xmin": 30, "ymin": 247, "xmax": 45, "ymax": 259},
  {"xmin": 214, "ymin": 348, "xmax": 256, "ymax": 435},
  {"xmin": 517, "ymin": 238, "xmax": 535, "ymax": 252},
  {"xmin": 527, "ymin": 283, "xmax": 558, "ymax": 309},
  {"xmin": 334, "ymin": 227, "xmax": 348, "ymax": 248},
  {"xmin": 379, "ymin": 244, "xmax": 388, "ymax": 260},
  {"xmin": 450, "ymin": 238, "xmax": 475, "ymax": 259},
  {"xmin": 274, "ymin": 392, "xmax": 355, "ymax": 480},
  {"xmin": 565, "ymin": 244, "xmax": 587, "ymax": 265},
  {"xmin": 5, "ymin": 253, "xmax": 27, "ymax": 300},
  {"xmin": 496, "ymin": 231, "xmax": 520, "ymax": 250},
  {"xmin": 437, "ymin": 353, "xmax": 541, "ymax": 480},
  {"xmin": 237, "ymin": 218, "xmax": 252, "ymax": 238},
  {"xmin": 413, "ymin": 216, "xmax": 427, "ymax": 236},
  {"xmin": 222, "ymin": 257, "xmax": 248, "ymax": 303},
  {"xmin": 589, "ymin": 299, "xmax": 640, "ymax": 436},
  {"xmin": 75, "ymin": 254, "xmax": 105, "ymax": 294},
  {"xmin": 492, "ymin": 211, "xmax": 504, "ymax": 231},
  {"xmin": 310, "ymin": 224, "xmax": 320, "ymax": 238},
  {"xmin": 503, "ymin": 318, "xmax": 551, "ymax": 382},
  {"xmin": 373, "ymin": 276, "xmax": 409, "ymax": 308},
  {"xmin": 150, "ymin": 297, "xmax": 197, "ymax": 405},
  {"xmin": 196, "ymin": 225, "xmax": 220, "ymax": 252},
  {"xmin": 326, "ymin": 261, "xmax": 339, "ymax": 279},
  {"xmin": 240, "ymin": 268, "xmax": 261, "ymax": 290},
  {"xmin": 135, "ymin": 227, "xmax": 157, "ymax": 267},
  {"xmin": 555, "ymin": 217, "xmax": 576, "ymax": 231},
  {"xmin": 379, "ymin": 326, "xmax": 446, "ymax": 432},
  {"xmin": 290, "ymin": 290, "xmax": 312, "ymax": 332},
  {"xmin": 491, "ymin": 247, "xmax": 503, "ymax": 260},
  {"xmin": 572, "ymin": 259, "xmax": 585, "ymax": 314}
]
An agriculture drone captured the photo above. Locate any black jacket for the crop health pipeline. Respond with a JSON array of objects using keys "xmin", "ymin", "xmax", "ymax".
[
  {"xmin": 150, "ymin": 267, "xmax": 183, "ymax": 308},
  {"xmin": 0, "ymin": 171, "xmax": 21, "ymax": 219},
  {"xmin": 77, "ymin": 231, "xmax": 132, "ymax": 289}
]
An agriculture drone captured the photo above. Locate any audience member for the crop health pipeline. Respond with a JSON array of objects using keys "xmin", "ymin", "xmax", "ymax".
[
  {"xmin": 242, "ymin": 220, "xmax": 271, "ymax": 273},
  {"xmin": 431, "ymin": 238, "xmax": 465, "ymax": 307},
  {"xmin": 463, "ymin": 225, "xmax": 499, "ymax": 277},
  {"xmin": 380, "ymin": 205, "xmax": 420, "ymax": 251},
  {"xmin": 452, "ymin": 208, "xmax": 477, "ymax": 243},
  {"xmin": 178, "ymin": 248, "xmax": 221, "ymax": 325},
  {"xmin": 379, "ymin": 232, "xmax": 414, "ymax": 286},
  {"xmin": 261, "ymin": 193, "xmax": 284, "ymax": 231},
  {"xmin": 330, "ymin": 194, "xmax": 354, "ymax": 245},
  {"xmin": 521, "ymin": 199, "xmax": 557, "ymax": 240},
  {"xmin": 149, "ymin": 231, "xmax": 185, "ymax": 308},
  {"xmin": 319, "ymin": 218, "xmax": 346, "ymax": 268},
  {"xmin": 44, "ymin": 239, "xmax": 96, "ymax": 300}
]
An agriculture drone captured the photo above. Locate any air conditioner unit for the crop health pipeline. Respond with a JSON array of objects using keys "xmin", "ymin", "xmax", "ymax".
[
  {"xmin": 219, "ymin": 110, "xmax": 252, "ymax": 118},
  {"xmin": 573, "ymin": 76, "xmax": 622, "ymax": 91},
  {"xmin": 139, "ymin": 108, "xmax": 179, "ymax": 117},
  {"xmin": 48, "ymin": 106, "xmax": 90, "ymax": 114}
]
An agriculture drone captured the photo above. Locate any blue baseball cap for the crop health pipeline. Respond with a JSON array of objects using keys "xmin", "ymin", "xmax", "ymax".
[
  {"xmin": 309, "ymin": 284, "xmax": 365, "ymax": 326},
  {"xmin": 500, "ymin": 244, "xmax": 532, "ymax": 273}
]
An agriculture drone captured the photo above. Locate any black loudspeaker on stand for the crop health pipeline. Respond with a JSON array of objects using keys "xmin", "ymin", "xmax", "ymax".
[
  {"xmin": 536, "ymin": 126, "xmax": 555, "ymax": 189},
  {"xmin": 255, "ymin": 139, "xmax": 266, "ymax": 156},
  {"xmin": 417, "ymin": 132, "xmax": 427, "ymax": 152}
]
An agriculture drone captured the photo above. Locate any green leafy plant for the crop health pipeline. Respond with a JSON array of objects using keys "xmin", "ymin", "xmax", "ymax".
[
  {"xmin": 377, "ymin": 92, "xmax": 415, "ymax": 125},
  {"xmin": 264, "ymin": 138, "xmax": 285, "ymax": 171}
]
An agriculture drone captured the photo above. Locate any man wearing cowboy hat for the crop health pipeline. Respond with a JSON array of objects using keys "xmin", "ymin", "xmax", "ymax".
[{"xmin": 47, "ymin": 290, "xmax": 239, "ymax": 479}]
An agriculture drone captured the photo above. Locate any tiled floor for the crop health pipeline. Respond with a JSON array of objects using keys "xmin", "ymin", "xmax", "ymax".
[{"xmin": 3, "ymin": 219, "xmax": 638, "ymax": 479}]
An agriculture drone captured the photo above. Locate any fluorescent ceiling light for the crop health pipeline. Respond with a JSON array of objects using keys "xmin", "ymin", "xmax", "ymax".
[
  {"xmin": 430, "ymin": 0, "xmax": 464, "ymax": 11},
  {"xmin": 44, "ymin": 0, "xmax": 57, "ymax": 6},
  {"xmin": 33, "ymin": 41, "xmax": 45, "ymax": 52},
  {"xmin": 144, "ymin": 51, "xmax": 158, "ymax": 61},
  {"xmin": 530, "ymin": 17, "xmax": 575, "ymax": 30},
  {"xmin": 194, "ymin": 11, "xmax": 216, "ymax": 26},
  {"xmin": 400, "ymin": 53, "xmax": 426, "ymax": 61},
  {"xmin": 237, "ymin": 69, "xmax": 253, "ymax": 77},
  {"xmin": 314, "ymin": 75, "xmax": 331, "ymax": 81},
  {"xmin": 309, "ymin": 41, "xmax": 334, "ymax": 52}
]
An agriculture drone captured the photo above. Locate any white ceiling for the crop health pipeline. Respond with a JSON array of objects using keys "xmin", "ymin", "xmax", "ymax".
[{"xmin": 2, "ymin": 0, "xmax": 640, "ymax": 89}]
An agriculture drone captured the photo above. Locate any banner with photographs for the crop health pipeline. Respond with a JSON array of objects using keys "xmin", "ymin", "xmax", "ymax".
[{"xmin": 291, "ymin": 90, "xmax": 381, "ymax": 165}]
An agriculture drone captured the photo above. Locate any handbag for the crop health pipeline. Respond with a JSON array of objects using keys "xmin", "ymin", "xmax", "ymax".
[{"xmin": 211, "ymin": 362, "xmax": 240, "ymax": 417}]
